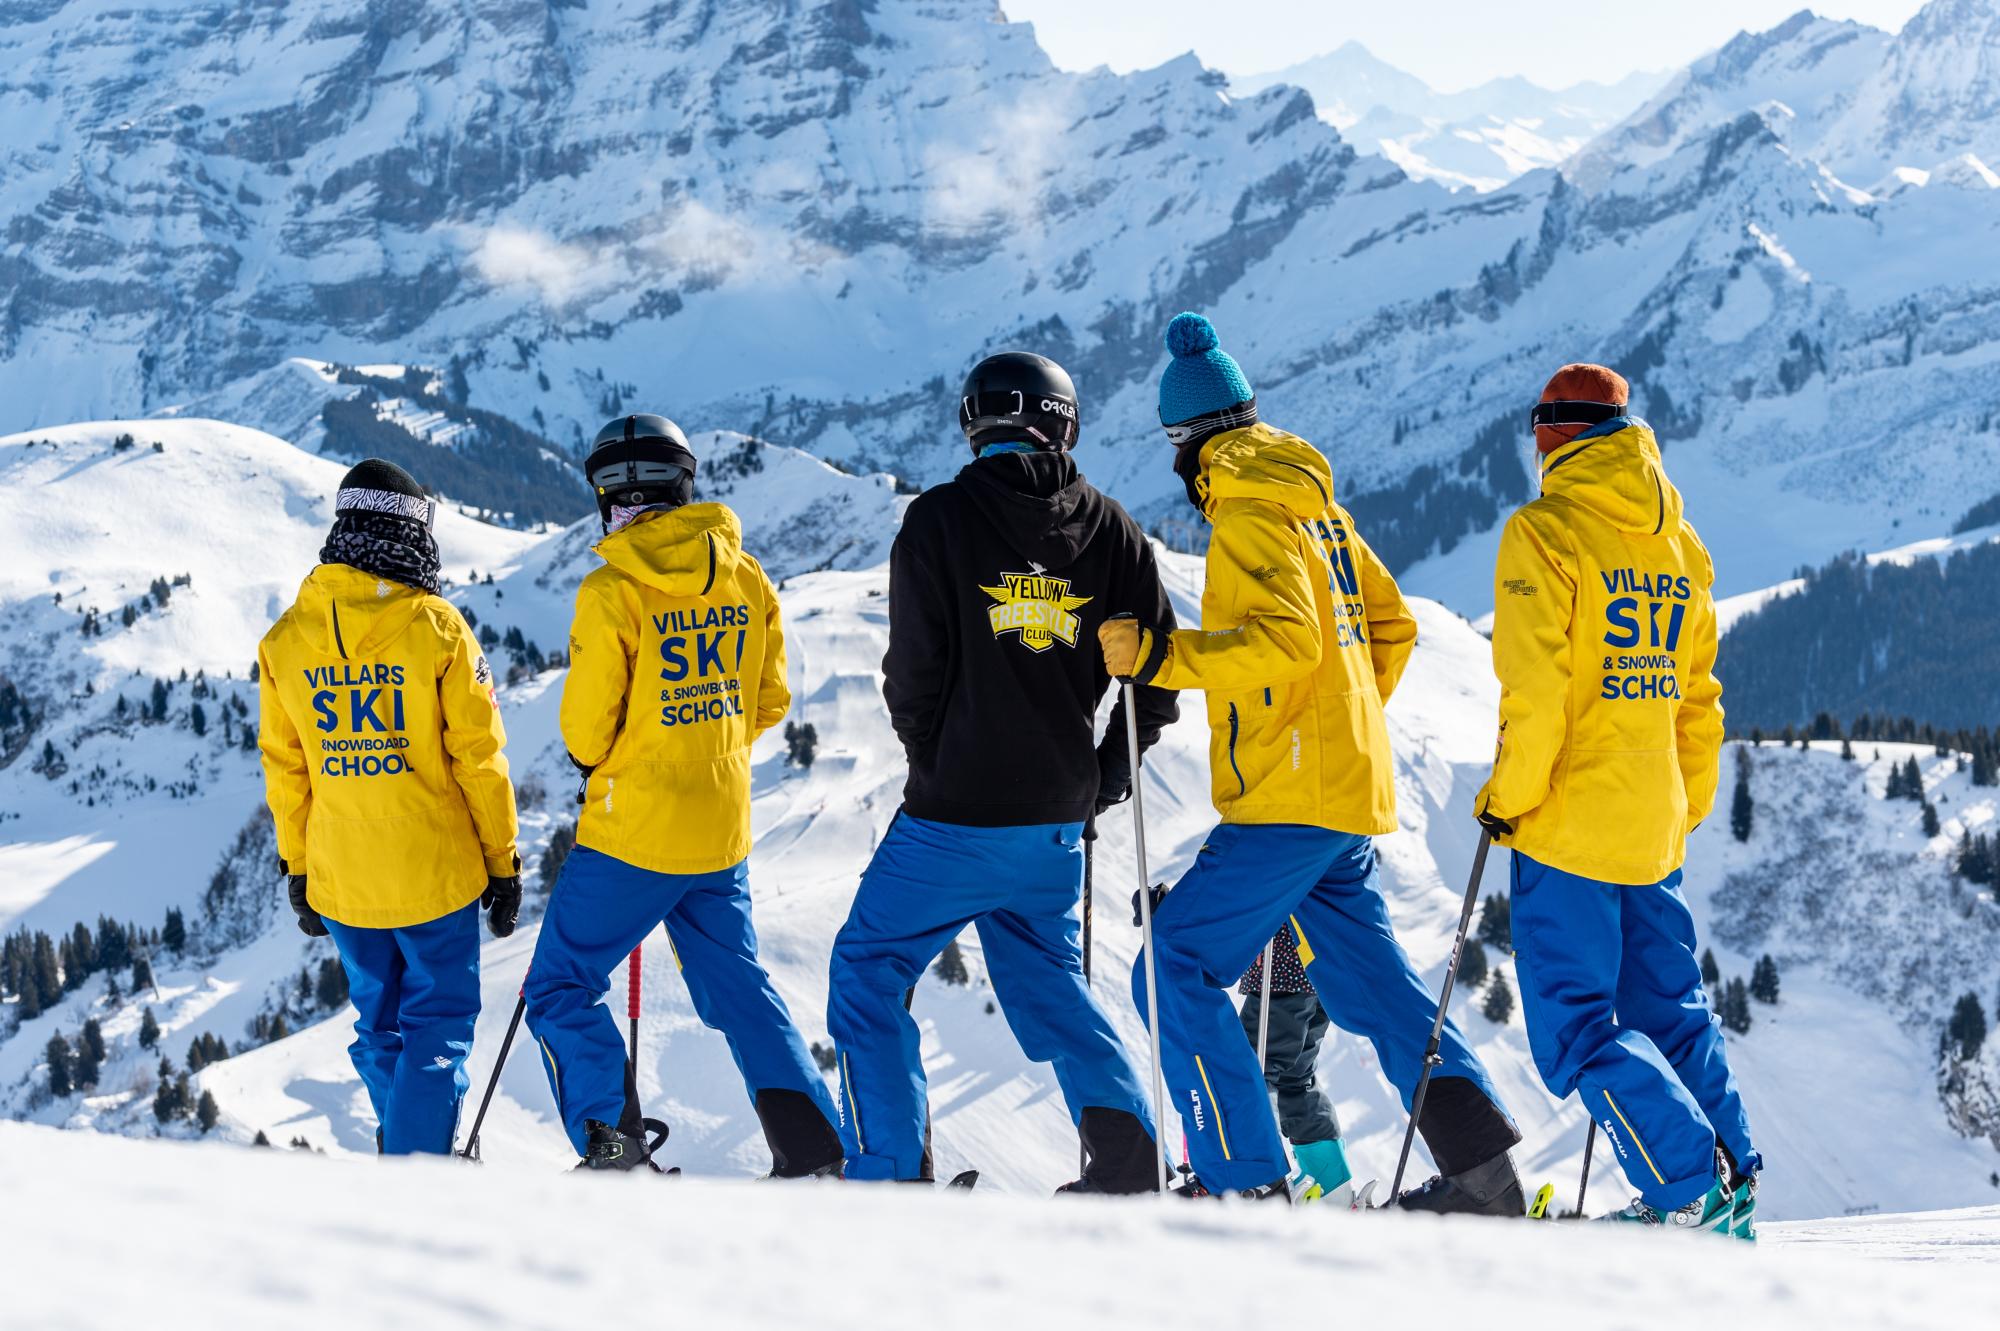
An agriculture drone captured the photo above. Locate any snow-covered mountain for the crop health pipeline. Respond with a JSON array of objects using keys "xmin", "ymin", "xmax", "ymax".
[
  {"xmin": 4, "ymin": 420, "xmax": 1997, "ymax": 1221},
  {"xmin": 6, "ymin": 0, "xmax": 2000, "ymax": 610},
  {"xmin": 1230, "ymin": 42, "xmax": 1668, "ymax": 192}
]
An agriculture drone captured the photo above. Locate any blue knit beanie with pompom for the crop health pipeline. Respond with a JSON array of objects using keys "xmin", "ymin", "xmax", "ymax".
[{"xmin": 1158, "ymin": 313, "xmax": 1254, "ymax": 426}]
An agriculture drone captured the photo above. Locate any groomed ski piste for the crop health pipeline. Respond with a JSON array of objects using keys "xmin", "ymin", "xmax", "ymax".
[
  {"xmin": 3, "ymin": 421, "xmax": 1999, "ymax": 1326},
  {"xmin": 1, "ymin": 1118, "xmax": 1996, "ymax": 1330}
]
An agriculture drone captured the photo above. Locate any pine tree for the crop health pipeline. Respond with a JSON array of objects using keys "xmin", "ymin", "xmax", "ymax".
[
  {"xmin": 1948, "ymin": 992, "xmax": 1988, "ymax": 1062},
  {"xmin": 149, "ymin": 677, "xmax": 169, "ymax": 722},
  {"xmin": 1902, "ymin": 756, "xmax": 1923, "ymax": 802},
  {"xmin": 1730, "ymin": 755, "xmax": 1754, "ymax": 843},
  {"xmin": 252, "ymin": 1129, "xmax": 272, "ymax": 1147},
  {"xmin": 784, "ymin": 721, "xmax": 819, "ymax": 770},
  {"xmin": 31, "ymin": 932, "xmax": 60, "ymax": 1011},
  {"xmin": 1481, "ymin": 971, "xmax": 1515, "ymax": 1024},
  {"xmin": 1722, "ymin": 978, "xmax": 1753, "ymax": 1034},
  {"xmin": 1476, "ymin": 893, "xmax": 1512, "ymax": 953},
  {"xmin": 1840, "ymin": 736, "xmax": 1855, "ymax": 762},
  {"xmin": 187, "ymin": 1036, "xmax": 207, "ymax": 1074},
  {"xmin": 1923, "ymin": 802, "xmax": 1941, "ymax": 837},
  {"xmin": 1459, "ymin": 937, "xmax": 1491, "ymax": 990},
  {"xmin": 138, "ymin": 1006, "xmax": 160, "ymax": 1050},
  {"xmin": 539, "ymin": 821, "xmax": 576, "ymax": 889},
  {"xmin": 315, "ymin": 958, "xmax": 348, "ymax": 1009},
  {"xmin": 161, "ymin": 907, "xmax": 185, "ymax": 954},
  {"xmin": 81, "ymin": 1016, "xmax": 106, "ymax": 1065},
  {"xmin": 268, "ymin": 1013, "xmax": 289, "ymax": 1041},
  {"xmin": 1750, "ymin": 955, "xmax": 1780, "ymax": 1005},
  {"xmin": 1886, "ymin": 761, "xmax": 1908, "ymax": 799},
  {"xmin": 189, "ymin": 702, "xmax": 206, "ymax": 737},
  {"xmin": 131, "ymin": 955, "xmax": 154, "ymax": 992},
  {"xmin": 196, "ymin": 1090, "xmax": 220, "ymax": 1133},
  {"xmin": 73, "ymin": 1028, "xmax": 101, "ymax": 1089},
  {"xmin": 934, "ymin": 937, "xmax": 971, "ymax": 986},
  {"xmin": 45, "ymin": 1033, "xmax": 74, "ymax": 1097}
]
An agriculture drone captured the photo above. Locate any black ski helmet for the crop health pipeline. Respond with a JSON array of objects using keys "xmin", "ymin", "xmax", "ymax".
[
  {"xmin": 586, "ymin": 413, "xmax": 698, "ymax": 526},
  {"xmin": 958, "ymin": 352, "xmax": 1079, "ymax": 453}
]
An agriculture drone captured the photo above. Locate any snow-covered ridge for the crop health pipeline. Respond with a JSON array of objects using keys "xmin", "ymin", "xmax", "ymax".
[{"xmin": 7, "ymin": 0, "xmax": 2000, "ymax": 600}]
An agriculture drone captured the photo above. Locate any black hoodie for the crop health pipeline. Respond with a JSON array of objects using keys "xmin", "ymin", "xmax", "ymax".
[{"xmin": 884, "ymin": 450, "xmax": 1179, "ymax": 827}]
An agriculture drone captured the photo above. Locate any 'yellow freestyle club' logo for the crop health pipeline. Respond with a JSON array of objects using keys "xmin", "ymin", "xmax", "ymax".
[{"xmin": 981, "ymin": 569, "xmax": 1092, "ymax": 653}]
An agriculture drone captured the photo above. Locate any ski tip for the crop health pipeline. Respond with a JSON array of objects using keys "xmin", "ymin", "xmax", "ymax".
[
  {"xmin": 1527, "ymin": 1181, "xmax": 1555, "ymax": 1220},
  {"xmin": 1351, "ymin": 1179, "xmax": 1379, "ymax": 1211},
  {"xmin": 947, "ymin": 1169, "xmax": 980, "ymax": 1191}
]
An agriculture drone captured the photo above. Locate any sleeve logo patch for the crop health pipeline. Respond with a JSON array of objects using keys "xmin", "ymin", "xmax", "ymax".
[
  {"xmin": 474, "ymin": 654, "xmax": 493, "ymax": 687},
  {"xmin": 980, "ymin": 572, "xmax": 1093, "ymax": 653},
  {"xmin": 1504, "ymin": 579, "xmax": 1539, "ymax": 597}
]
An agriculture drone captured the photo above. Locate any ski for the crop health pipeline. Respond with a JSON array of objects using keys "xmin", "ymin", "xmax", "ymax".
[
  {"xmin": 1527, "ymin": 1181, "xmax": 1555, "ymax": 1220},
  {"xmin": 947, "ymin": 1169, "xmax": 979, "ymax": 1190}
]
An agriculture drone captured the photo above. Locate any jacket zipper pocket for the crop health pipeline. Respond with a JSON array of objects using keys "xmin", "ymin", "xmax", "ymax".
[{"xmin": 1227, "ymin": 703, "xmax": 1246, "ymax": 797}]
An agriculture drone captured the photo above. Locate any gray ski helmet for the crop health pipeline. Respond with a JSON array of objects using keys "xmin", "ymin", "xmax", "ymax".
[
  {"xmin": 586, "ymin": 414, "xmax": 698, "ymax": 525},
  {"xmin": 959, "ymin": 352, "xmax": 1079, "ymax": 453}
]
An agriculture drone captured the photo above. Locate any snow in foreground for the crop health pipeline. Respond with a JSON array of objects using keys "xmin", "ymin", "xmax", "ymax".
[{"xmin": 1, "ymin": 1124, "xmax": 1996, "ymax": 1330}]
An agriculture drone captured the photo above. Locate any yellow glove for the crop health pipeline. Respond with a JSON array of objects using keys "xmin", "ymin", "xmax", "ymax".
[{"xmin": 1097, "ymin": 619, "xmax": 1153, "ymax": 680}]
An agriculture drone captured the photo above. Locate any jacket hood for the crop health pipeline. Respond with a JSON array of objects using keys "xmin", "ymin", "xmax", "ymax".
[
  {"xmin": 1197, "ymin": 422, "xmax": 1334, "ymax": 520},
  {"xmin": 594, "ymin": 502, "xmax": 743, "ymax": 597},
  {"xmin": 955, "ymin": 450, "xmax": 1106, "ymax": 573},
  {"xmin": 1538, "ymin": 419, "xmax": 1684, "ymax": 536},
  {"xmin": 296, "ymin": 563, "xmax": 431, "ymax": 659}
]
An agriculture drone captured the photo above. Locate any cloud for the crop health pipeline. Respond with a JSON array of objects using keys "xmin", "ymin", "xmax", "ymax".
[
  {"xmin": 922, "ymin": 97, "xmax": 1077, "ymax": 231},
  {"xmin": 467, "ymin": 226, "xmax": 593, "ymax": 303}
]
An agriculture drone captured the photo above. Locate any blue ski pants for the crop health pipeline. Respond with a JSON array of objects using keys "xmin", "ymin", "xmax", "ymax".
[
  {"xmin": 1510, "ymin": 851, "xmax": 1761, "ymax": 1210},
  {"xmin": 524, "ymin": 845, "xmax": 840, "ymax": 1158},
  {"xmin": 323, "ymin": 902, "xmax": 480, "ymax": 1155},
  {"xmin": 826, "ymin": 813, "xmax": 1156, "ymax": 1181},
  {"xmin": 1138, "ymin": 824, "xmax": 1512, "ymax": 1195}
]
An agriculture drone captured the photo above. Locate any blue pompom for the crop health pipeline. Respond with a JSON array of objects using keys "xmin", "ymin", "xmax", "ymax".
[{"xmin": 1165, "ymin": 312, "xmax": 1219, "ymax": 358}]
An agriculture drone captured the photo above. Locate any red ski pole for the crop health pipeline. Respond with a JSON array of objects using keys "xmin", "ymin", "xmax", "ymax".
[{"xmin": 627, "ymin": 945, "xmax": 643, "ymax": 1070}]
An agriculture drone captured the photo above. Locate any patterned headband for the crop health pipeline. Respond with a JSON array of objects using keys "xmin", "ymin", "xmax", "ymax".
[{"xmin": 336, "ymin": 486, "xmax": 436, "ymax": 528}]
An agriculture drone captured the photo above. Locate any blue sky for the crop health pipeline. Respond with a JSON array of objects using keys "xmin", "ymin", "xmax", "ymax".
[{"xmin": 1003, "ymin": 1, "xmax": 1930, "ymax": 92}]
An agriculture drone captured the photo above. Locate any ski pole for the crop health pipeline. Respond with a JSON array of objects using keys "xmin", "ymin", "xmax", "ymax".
[
  {"xmin": 1120, "ymin": 665, "xmax": 1170, "ymax": 1199},
  {"xmin": 1388, "ymin": 830, "xmax": 1493, "ymax": 1204},
  {"xmin": 460, "ymin": 991, "xmax": 526, "ymax": 1163},
  {"xmin": 1080, "ymin": 839, "xmax": 1094, "ymax": 1180},
  {"xmin": 1576, "ymin": 1118, "xmax": 1597, "ymax": 1217},
  {"xmin": 1254, "ymin": 938, "xmax": 1275, "ymax": 1070},
  {"xmin": 627, "ymin": 946, "xmax": 643, "ymax": 1070}
]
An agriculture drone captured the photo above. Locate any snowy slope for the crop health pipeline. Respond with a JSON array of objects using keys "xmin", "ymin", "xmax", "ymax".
[{"xmin": 2, "ymin": 1119, "xmax": 1996, "ymax": 1331}]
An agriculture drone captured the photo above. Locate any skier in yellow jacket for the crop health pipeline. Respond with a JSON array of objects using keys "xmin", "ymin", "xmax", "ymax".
[
  {"xmin": 523, "ymin": 415, "xmax": 843, "ymax": 1174},
  {"xmin": 259, "ymin": 459, "xmax": 520, "ymax": 1155},
  {"xmin": 1476, "ymin": 364, "xmax": 1758, "ymax": 1236},
  {"xmin": 1099, "ymin": 314, "xmax": 1522, "ymax": 1208}
]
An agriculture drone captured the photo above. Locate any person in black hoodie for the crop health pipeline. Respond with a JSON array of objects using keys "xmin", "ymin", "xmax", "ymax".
[{"xmin": 826, "ymin": 352, "xmax": 1179, "ymax": 1191}]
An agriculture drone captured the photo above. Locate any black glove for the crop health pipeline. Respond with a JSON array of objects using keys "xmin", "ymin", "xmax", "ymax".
[
  {"xmin": 288, "ymin": 875, "xmax": 328, "ymax": 937},
  {"xmin": 1093, "ymin": 741, "xmax": 1133, "ymax": 817},
  {"xmin": 1130, "ymin": 883, "xmax": 1168, "ymax": 928},
  {"xmin": 482, "ymin": 875, "xmax": 522, "ymax": 938},
  {"xmin": 1475, "ymin": 807, "xmax": 1513, "ymax": 839}
]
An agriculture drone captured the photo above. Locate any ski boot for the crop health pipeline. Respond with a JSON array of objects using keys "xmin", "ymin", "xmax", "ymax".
[
  {"xmin": 577, "ymin": 1119, "xmax": 649, "ymax": 1172},
  {"xmin": 1595, "ymin": 1178, "xmax": 1734, "ymax": 1232},
  {"xmin": 575, "ymin": 1117, "xmax": 672, "ymax": 1173},
  {"xmin": 1290, "ymin": 1138, "xmax": 1356, "ymax": 1206},
  {"xmin": 1169, "ymin": 1171, "xmax": 1290, "ymax": 1202},
  {"xmin": 1727, "ymin": 1170, "xmax": 1758, "ymax": 1242},
  {"xmin": 764, "ymin": 1159, "xmax": 843, "ymax": 1181},
  {"xmin": 1395, "ymin": 1151, "xmax": 1527, "ymax": 1217}
]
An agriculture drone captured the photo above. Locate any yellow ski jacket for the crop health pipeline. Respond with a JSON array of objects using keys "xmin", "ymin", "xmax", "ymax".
[
  {"xmin": 561, "ymin": 503, "xmax": 789, "ymax": 875},
  {"xmin": 1475, "ymin": 420, "xmax": 1725, "ymax": 885},
  {"xmin": 1151, "ymin": 424, "xmax": 1416, "ymax": 834},
  {"xmin": 259, "ymin": 564, "xmax": 518, "ymax": 929}
]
